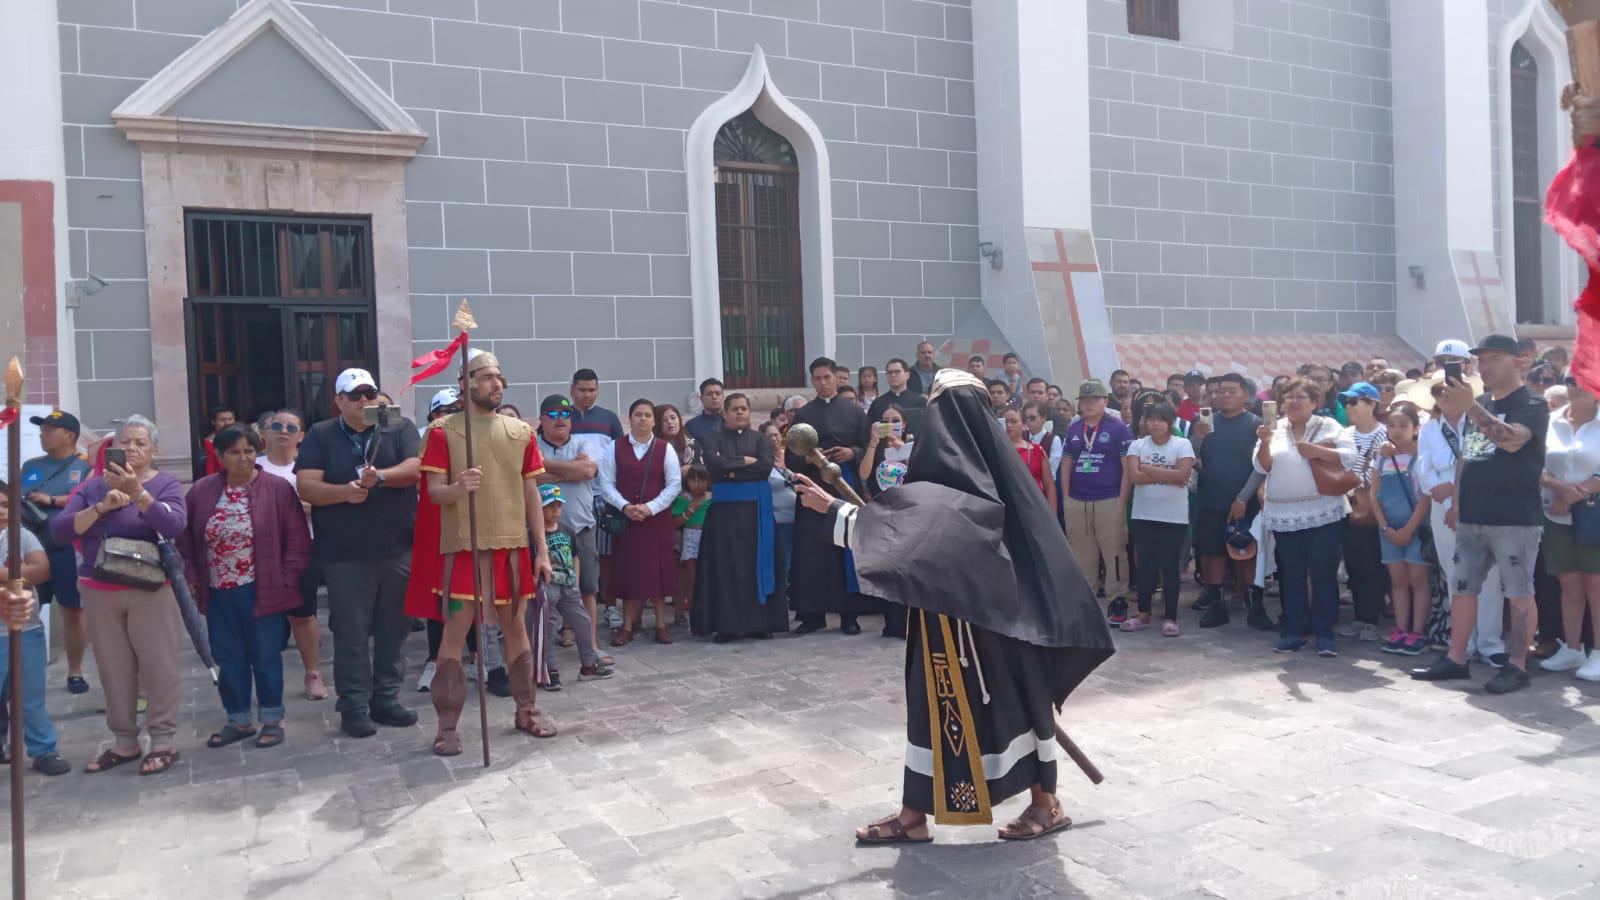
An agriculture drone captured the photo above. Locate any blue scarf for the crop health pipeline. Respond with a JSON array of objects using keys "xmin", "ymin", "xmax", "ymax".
[{"xmin": 710, "ymin": 481, "xmax": 775, "ymax": 602}]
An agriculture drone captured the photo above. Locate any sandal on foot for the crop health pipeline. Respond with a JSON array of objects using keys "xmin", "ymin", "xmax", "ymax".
[
  {"xmin": 515, "ymin": 710, "xmax": 558, "ymax": 739},
  {"xmin": 558, "ymin": 626, "xmax": 575, "ymax": 648},
  {"xmin": 1119, "ymin": 618, "xmax": 1150, "ymax": 632},
  {"xmin": 139, "ymin": 749, "xmax": 179, "ymax": 776},
  {"xmin": 433, "ymin": 731, "xmax": 463, "ymax": 757},
  {"xmin": 655, "ymin": 626, "xmax": 673, "ymax": 645},
  {"xmin": 856, "ymin": 814, "xmax": 932, "ymax": 845},
  {"xmin": 610, "ymin": 628, "xmax": 633, "ymax": 648},
  {"xmin": 85, "ymin": 748, "xmax": 141, "ymax": 773},
  {"xmin": 256, "ymin": 724, "xmax": 285, "ymax": 749},
  {"xmin": 206, "ymin": 724, "xmax": 257, "ymax": 748},
  {"xmin": 597, "ymin": 654, "xmax": 615, "ymax": 666},
  {"xmin": 998, "ymin": 803, "xmax": 1072, "ymax": 841}
]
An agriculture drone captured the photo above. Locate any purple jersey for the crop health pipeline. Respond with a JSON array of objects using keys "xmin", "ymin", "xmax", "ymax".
[{"xmin": 1062, "ymin": 415, "xmax": 1133, "ymax": 502}]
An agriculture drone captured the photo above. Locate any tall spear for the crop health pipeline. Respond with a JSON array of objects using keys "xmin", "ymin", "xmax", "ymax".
[
  {"xmin": 5, "ymin": 357, "xmax": 27, "ymax": 899},
  {"xmin": 453, "ymin": 300, "xmax": 492, "ymax": 768}
]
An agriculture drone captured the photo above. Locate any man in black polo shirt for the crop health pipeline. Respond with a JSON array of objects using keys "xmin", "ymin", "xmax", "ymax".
[
  {"xmin": 1413, "ymin": 335, "xmax": 1549, "ymax": 694},
  {"xmin": 296, "ymin": 368, "xmax": 422, "ymax": 737},
  {"xmin": 1188, "ymin": 373, "xmax": 1270, "ymax": 630}
]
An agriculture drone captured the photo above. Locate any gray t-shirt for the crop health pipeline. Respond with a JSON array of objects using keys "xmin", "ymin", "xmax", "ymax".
[
  {"xmin": 0, "ymin": 529, "xmax": 46, "ymax": 631},
  {"xmin": 537, "ymin": 432, "xmax": 596, "ymax": 531}
]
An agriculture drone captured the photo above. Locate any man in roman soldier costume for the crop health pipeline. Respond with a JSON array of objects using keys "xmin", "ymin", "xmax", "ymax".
[
  {"xmin": 793, "ymin": 369, "xmax": 1114, "ymax": 842},
  {"xmin": 415, "ymin": 350, "xmax": 556, "ymax": 755}
]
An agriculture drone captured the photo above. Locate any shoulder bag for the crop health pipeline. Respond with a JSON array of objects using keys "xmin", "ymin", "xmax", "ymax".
[
  {"xmin": 598, "ymin": 440, "xmax": 659, "ymax": 538},
  {"xmin": 1572, "ymin": 491, "xmax": 1600, "ymax": 546},
  {"xmin": 1346, "ymin": 443, "xmax": 1379, "ymax": 527},
  {"xmin": 1306, "ymin": 418, "xmax": 1361, "ymax": 497},
  {"xmin": 88, "ymin": 482, "xmax": 167, "ymax": 592}
]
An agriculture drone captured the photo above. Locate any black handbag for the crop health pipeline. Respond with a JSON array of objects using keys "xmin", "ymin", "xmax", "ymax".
[
  {"xmin": 598, "ymin": 440, "xmax": 659, "ymax": 539},
  {"xmin": 1572, "ymin": 495, "xmax": 1600, "ymax": 546}
]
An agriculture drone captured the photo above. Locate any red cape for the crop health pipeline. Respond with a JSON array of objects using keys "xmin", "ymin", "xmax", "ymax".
[{"xmin": 1545, "ymin": 143, "xmax": 1600, "ymax": 394}]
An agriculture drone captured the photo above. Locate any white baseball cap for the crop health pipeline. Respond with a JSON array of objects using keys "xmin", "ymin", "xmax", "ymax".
[
  {"xmin": 429, "ymin": 387, "xmax": 461, "ymax": 413},
  {"xmin": 1434, "ymin": 339, "xmax": 1471, "ymax": 360},
  {"xmin": 335, "ymin": 368, "xmax": 378, "ymax": 394}
]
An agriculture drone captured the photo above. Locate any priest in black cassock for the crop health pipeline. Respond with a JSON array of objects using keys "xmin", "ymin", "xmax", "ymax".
[
  {"xmin": 788, "ymin": 356, "xmax": 879, "ymax": 635},
  {"xmin": 793, "ymin": 368, "xmax": 1115, "ymax": 844},
  {"xmin": 866, "ymin": 357, "xmax": 927, "ymax": 432},
  {"xmin": 691, "ymin": 392, "xmax": 789, "ymax": 641}
]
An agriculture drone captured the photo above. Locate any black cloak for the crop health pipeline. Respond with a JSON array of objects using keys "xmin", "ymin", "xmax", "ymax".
[{"xmin": 847, "ymin": 376, "xmax": 1115, "ymax": 703}]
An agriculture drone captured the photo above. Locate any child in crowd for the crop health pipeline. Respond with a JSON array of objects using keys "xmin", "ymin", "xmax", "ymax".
[
  {"xmin": 0, "ymin": 489, "xmax": 69, "ymax": 774},
  {"xmin": 1373, "ymin": 403, "xmax": 1431, "ymax": 655},
  {"xmin": 1123, "ymin": 402, "xmax": 1195, "ymax": 637},
  {"xmin": 533, "ymin": 484, "xmax": 612, "ymax": 691},
  {"xmin": 671, "ymin": 467, "xmax": 713, "ymax": 626}
]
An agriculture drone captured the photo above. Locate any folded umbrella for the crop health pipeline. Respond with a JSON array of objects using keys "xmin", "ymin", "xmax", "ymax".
[{"xmin": 156, "ymin": 538, "xmax": 217, "ymax": 676}]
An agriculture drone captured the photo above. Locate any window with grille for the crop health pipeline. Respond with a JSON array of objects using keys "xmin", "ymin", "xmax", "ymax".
[
  {"xmin": 188, "ymin": 213, "xmax": 369, "ymax": 300},
  {"xmin": 714, "ymin": 111, "xmax": 804, "ymax": 389},
  {"xmin": 1510, "ymin": 41, "xmax": 1544, "ymax": 323},
  {"xmin": 1128, "ymin": 0, "xmax": 1179, "ymax": 40}
]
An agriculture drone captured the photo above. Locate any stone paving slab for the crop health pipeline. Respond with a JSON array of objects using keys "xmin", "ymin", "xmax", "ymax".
[{"xmin": 5, "ymin": 591, "xmax": 1600, "ymax": 899}]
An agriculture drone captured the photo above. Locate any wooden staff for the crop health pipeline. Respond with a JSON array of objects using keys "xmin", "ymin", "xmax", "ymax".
[
  {"xmin": 5, "ymin": 357, "xmax": 26, "ymax": 899},
  {"xmin": 453, "ymin": 300, "xmax": 492, "ymax": 768},
  {"xmin": 1053, "ymin": 723, "xmax": 1104, "ymax": 785}
]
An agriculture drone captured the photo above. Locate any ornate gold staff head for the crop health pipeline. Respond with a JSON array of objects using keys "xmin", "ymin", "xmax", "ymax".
[
  {"xmin": 453, "ymin": 298, "xmax": 478, "ymax": 332},
  {"xmin": 4, "ymin": 357, "xmax": 22, "ymax": 409}
]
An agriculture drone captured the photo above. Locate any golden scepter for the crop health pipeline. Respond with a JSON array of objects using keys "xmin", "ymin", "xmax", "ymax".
[
  {"xmin": 453, "ymin": 301, "xmax": 493, "ymax": 768},
  {"xmin": 5, "ymin": 358, "xmax": 27, "ymax": 898}
]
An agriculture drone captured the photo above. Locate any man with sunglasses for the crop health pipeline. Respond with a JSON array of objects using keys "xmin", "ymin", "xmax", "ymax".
[
  {"xmin": 296, "ymin": 369, "xmax": 422, "ymax": 737},
  {"xmin": 534, "ymin": 394, "xmax": 608, "ymax": 674},
  {"xmin": 257, "ymin": 408, "xmax": 330, "ymax": 701}
]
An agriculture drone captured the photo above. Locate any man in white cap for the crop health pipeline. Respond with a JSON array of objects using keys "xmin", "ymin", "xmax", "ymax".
[
  {"xmin": 295, "ymin": 368, "xmax": 423, "ymax": 737},
  {"xmin": 1435, "ymin": 338, "xmax": 1474, "ymax": 376}
]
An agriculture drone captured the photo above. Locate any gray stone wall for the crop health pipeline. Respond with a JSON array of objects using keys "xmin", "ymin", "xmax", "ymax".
[
  {"xmin": 59, "ymin": 0, "xmax": 979, "ymax": 424},
  {"xmin": 1086, "ymin": 0, "xmax": 1397, "ymax": 336}
]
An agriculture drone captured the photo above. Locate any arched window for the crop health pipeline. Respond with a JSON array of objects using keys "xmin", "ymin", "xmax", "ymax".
[
  {"xmin": 1511, "ymin": 40, "xmax": 1543, "ymax": 323},
  {"xmin": 714, "ymin": 111, "xmax": 803, "ymax": 388}
]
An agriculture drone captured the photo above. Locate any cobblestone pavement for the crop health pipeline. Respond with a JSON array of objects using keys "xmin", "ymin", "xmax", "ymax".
[{"xmin": 9, "ymin": 590, "xmax": 1600, "ymax": 899}]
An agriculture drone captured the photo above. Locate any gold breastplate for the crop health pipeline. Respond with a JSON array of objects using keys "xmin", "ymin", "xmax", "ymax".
[{"xmin": 439, "ymin": 413, "xmax": 532, "ymax": 553}]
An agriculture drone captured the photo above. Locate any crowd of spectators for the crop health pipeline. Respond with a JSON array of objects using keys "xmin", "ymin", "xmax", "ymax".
[{"xmin": 0, "ymin": 333, "xmax": 1590, "ymax": 778}]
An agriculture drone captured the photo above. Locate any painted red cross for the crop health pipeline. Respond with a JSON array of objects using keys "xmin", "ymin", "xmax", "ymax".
[
  {"xmin": 1031, "ymin": 230, "xmax": 1098, "ymax": 382},
  {"xmin": 1463, "ymin": 252, "xmax": 1506, "ymax": 336}
]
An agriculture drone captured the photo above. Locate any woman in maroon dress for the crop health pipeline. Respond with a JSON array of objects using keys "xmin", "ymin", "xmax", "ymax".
[{"xmin": 600, "ymin": 399, "xmax": 683, "ymax": 646}]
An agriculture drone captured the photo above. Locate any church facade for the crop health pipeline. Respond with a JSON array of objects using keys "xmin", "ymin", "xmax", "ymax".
[{"xmin": 0, "ymin": 0, "xmax": 1576, "ymax": 469}]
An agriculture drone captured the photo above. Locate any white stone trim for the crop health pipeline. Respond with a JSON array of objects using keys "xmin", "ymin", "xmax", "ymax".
[
  {"xmin": 686, "ymin": 45, "xmax": 834, "ymax": 386},
  {"xmin": 112, "ymin": 0, "xmax": 425, "ymax": 152},
  {"xmin": 1495, "ymin": 0, "xmax": 1579, "ymax": 326}
]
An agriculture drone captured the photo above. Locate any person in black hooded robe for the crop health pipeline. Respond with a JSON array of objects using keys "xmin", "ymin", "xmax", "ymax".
[{"xmin": 793, "ymin": 369, "xmax": 1116, "ymax": 843}]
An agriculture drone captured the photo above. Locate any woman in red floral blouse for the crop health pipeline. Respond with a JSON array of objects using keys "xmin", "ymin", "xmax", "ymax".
[{"xmin": 178, "ymin": 425, "xmax": 311, "ymax": 750}]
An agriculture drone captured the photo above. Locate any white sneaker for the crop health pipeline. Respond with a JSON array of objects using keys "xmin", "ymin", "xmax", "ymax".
[
  {"xmin": 1539, "ymin": 641, "xmax": 1589, "ymax": 673},
  {"xmin": 1576, "ymin": 652, "xmax": 1600, "ymax": 682},
  {"xmin": 1339, "ymin": 622, "xmax": 1379, "ymax": 641},
  {"xmin": 416, "ymin": 660, "xmax": 437, "ymax": 692},
  {"xmin": 603, "ymin": 606, "xmax": 624, "ymax": 630}
]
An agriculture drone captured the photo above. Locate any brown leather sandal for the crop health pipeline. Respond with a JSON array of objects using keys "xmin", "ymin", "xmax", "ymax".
[
  {"xmin": 515, "ymin": 707, "xmax": 558, "ymax": 738},
  {"xmin": 85, "ymin": 748, "xmax": 141, "ymax": 773},
  {"xmin": 433, "ymin": 730, "xmax": 463, "ymax": 756},
  {"xmin": 139, "ymin": 749, "xmax": 179, "ymax": 776},
  {"xmin": 856, "ymin": 813, "xmax": 933, "ymax": 845},
  {"xmin": 998, "ymin": 802, "xmax": 1072, "ymax": 841},
  {"xmin": 611, "ymin": 628, "xmax": 633, "ymax": 647},
  {"xmin": 654, "ymin": 626, "xmax": 673, "ymax": 645}
]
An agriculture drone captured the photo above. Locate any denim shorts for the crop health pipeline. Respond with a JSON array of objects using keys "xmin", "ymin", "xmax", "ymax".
[
  {"xmin": 1379, "ymin": 529, "xmax": 1425, "ymax": 565},
  {"xmin": 1453, "ymin": 523, "xmax": 1543, "ymax": 598}
]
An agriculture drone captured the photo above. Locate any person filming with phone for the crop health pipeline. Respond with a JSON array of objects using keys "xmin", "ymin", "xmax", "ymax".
[{"xmin": 294, "ymin": 368, "xmax": 422, "ymax": 739}]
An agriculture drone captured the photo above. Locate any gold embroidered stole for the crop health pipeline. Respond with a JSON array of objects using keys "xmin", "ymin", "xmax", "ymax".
[{"xmin": 919, "ymin": 609, "xmax": 992, "ymax": 824}]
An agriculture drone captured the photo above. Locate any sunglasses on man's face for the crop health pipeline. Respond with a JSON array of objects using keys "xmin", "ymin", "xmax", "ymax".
[
  {"xmin": 268, "ymin": 422, "xmax": 301, "ymax": 434},
  {"xmin": 544, "ymin": 409, "xmax": 573, "ymax": 421},
  {"xmin": 345, "ymin": 388, "xmax": 378, "ymax": 401}
]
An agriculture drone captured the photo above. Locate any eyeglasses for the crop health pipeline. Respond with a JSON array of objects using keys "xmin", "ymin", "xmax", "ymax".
[
  {"xmin": 345, "ymin": 388, "xmax": 378, "ymax": 401},
  {"xmin": 268, "ymin": 422, "xmax": 301, "ymax": 434},
  {"xmin": 544, "ymin": 410, "xmax": 573, "ymax": 420},
  {"xmin": 1536, "ymin": 376, "xmax": 1557, "ymax": 386}
]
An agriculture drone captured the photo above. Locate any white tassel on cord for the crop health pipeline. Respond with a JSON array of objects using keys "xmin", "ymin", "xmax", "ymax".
[{"xmin": 961, "ymin": 620, "xmax": 991, "ymax": 705}]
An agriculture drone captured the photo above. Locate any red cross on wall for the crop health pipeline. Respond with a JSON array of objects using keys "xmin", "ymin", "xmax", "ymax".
[
  {"xmin": 1031, "ymin": 230, "xmax": 1097, "ymax": 382},
  {"xmin": 1462, "ymin": 252, "xmax": 1508, "ymax": 337}
]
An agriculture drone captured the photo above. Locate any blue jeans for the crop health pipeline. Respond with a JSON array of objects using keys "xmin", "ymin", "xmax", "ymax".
[
  {"xmin": 207, "ymin": 583, "xmax": 287, "ymax": 725},
  {"xmin": 1274, "ymin": 520, "xmax": 1344, "ymax": 643},
  {"xmin": 0, "ymin": 628, "xmax": 58, "ymax": 757}
]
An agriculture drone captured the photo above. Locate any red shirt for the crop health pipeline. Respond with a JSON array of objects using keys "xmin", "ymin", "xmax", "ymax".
[
  {"xmin": 1176, "ymin": 399, "xmax": 1201, "ymax": 422},
  {"xmin": 1017, "ymin": 443, "xmax": 1048, "ymax": 494}
]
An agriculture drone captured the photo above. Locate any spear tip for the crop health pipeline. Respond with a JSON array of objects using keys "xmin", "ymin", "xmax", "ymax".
[
  {"xmin": 453, "ymin": 299, "xmax": 478, "ymax": 332},
  {"xmin": 3, "ymin": 357, "xmax": 22, "ymax": 407}
]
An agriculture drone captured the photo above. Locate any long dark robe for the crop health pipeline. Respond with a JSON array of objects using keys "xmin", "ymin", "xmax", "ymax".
[
  {"xmin": 822, "ymin": 373, "xmax": 1115, "ymax": 824},
  {"xmin": 692, "ymin": 425, "xmax": 789, "ymax": 636},
  {"xmin": 787, "ymin": 394, "xmax": 882, "ymax": 615}
]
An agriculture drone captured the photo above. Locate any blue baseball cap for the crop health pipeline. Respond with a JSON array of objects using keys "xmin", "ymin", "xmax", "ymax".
[
  {"xmin": 1338, "ymin": 382, "xmax": 1380, "ymax": 402},
  {"xmin": 538, "ymin": 484, "xmax": 563, "ymax": 506}
]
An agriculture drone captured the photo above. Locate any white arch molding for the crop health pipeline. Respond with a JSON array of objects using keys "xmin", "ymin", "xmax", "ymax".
[
  {"xmin": 1496, "ymin": 0, "xmax": 1581, "ymax": 325},
  {"xmin": 686, "ymin": 45, "xmax": 835, "ymax": 385}
]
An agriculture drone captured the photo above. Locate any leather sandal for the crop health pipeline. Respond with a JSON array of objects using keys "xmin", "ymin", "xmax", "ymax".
[
  {"xmin": 856, "ymin": 813, "xmax": 933, "ymax": 845},
  {"xmin": 654, "ymin": 626, "xmax": 673, "ymax": 645},
  {"xmin": 998, "ymin": 802, "xmax": 1072, "ymax": 841},
  {"xmin": 611, "ymin": 628, "xmax": 633, "ymax": 647},
  {"xmin": 515, "ymin": 707, "xmax": 558, "ymax": 738}
]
